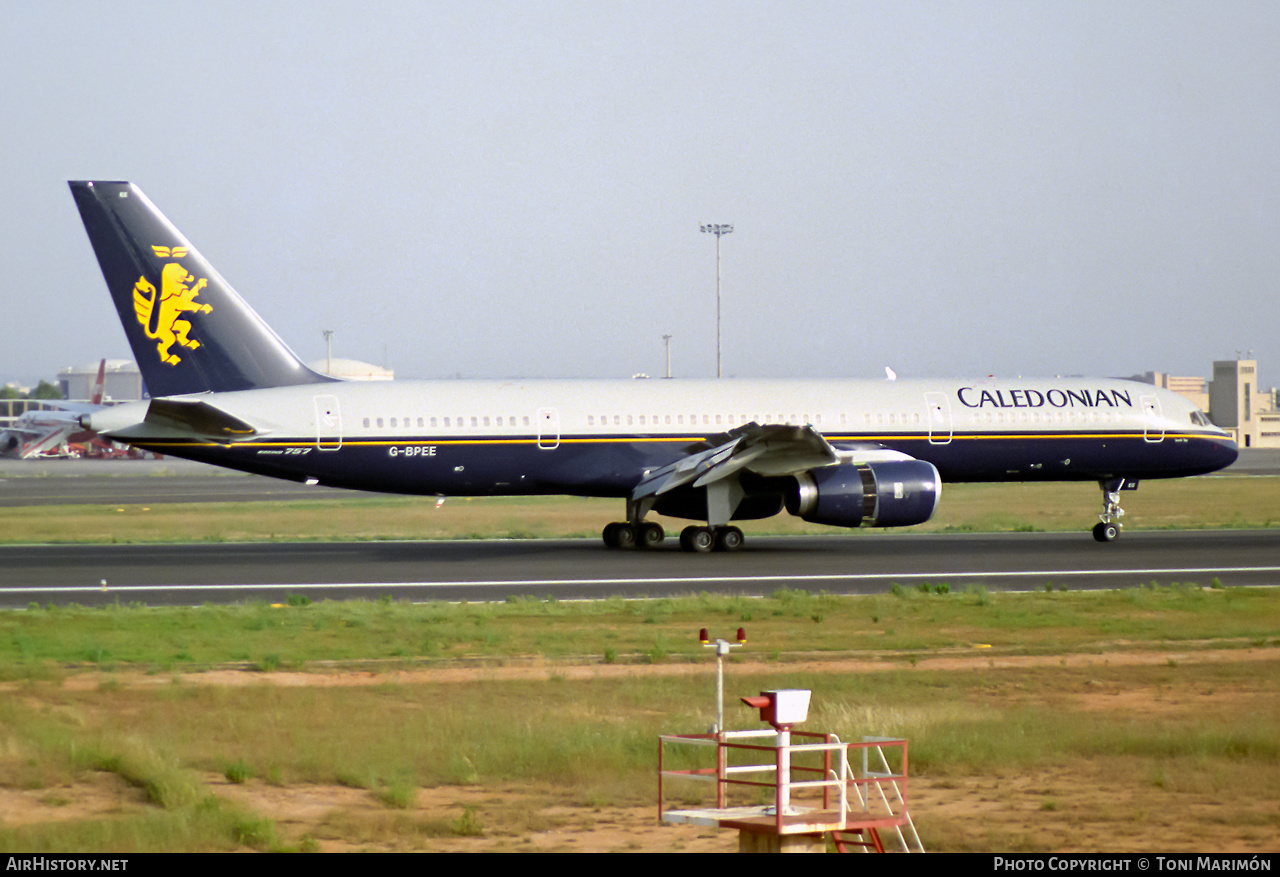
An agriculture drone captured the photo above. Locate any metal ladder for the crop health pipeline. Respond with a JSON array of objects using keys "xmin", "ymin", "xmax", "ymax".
[{"xmin": 829, "ymin": 739, "xmax": 924, "ymax": 853}]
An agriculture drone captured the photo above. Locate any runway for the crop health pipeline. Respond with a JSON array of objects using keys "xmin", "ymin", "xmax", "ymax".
[
  {"xmin": 2, "ymin": 452, "xmax": 1279, "ymax": 607},
  {"xmin": 4, "ymin": 529, "xmax": 1279, "ymax": 608}
]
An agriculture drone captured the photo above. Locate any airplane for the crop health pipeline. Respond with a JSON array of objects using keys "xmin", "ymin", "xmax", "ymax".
[
  {"xmin": 1, "ymin": 360, "xmax": 107, "ymax": 459},
  {"xmin": 69, "ymin": 181, "xmax": 1239, "ymax": 550}
]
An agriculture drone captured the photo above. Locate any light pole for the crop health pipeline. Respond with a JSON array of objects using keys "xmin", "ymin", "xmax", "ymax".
[
  {"xmin": 700, "ymin": 223, "xmax": 733, "ymax": 378},
  {"xmin": 662, "ymin": 334, "xmax": 672, "ymax": 378},
  {"xmin": 322, "ymin": 329, "xmax": 334, "ymax": 375}
]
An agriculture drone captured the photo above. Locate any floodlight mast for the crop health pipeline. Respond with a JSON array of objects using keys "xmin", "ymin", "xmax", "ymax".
[{"xmin": 700, "ymin": 224, "xmax": 733, "ymax": 378}]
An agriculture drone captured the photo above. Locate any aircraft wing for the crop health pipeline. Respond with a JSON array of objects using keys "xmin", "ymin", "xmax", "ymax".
[
  {"xmin": 16, "ymin": 423, "xmax": 77, "ymax": 458},
  {"xmin": 630, "ymin": 422, "xmax": 841, "ymax": 501}
]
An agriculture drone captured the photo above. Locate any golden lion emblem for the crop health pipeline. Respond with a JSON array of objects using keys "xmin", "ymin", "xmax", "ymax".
[{"xmin": 133, "ymin": 246, "xmax": 211, "ymax": 366}]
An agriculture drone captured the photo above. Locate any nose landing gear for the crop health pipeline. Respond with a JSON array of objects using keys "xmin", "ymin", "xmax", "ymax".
[{"xmin": 1092, "ymin": 478, "xmax": 1126, "ymax": 543}]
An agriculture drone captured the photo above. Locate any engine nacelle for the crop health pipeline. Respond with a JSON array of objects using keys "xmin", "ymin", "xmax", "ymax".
[
  {"xmin": 785, "ymin": 460, "xmax": 942, "ymax": 528},
  {"xmin": 0, "ymin": 431, "xmax": 19, "ymax": 454}
]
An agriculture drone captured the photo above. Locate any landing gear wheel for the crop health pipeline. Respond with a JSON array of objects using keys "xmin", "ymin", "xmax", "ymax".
[
  {"xmin": 638, "ymin": 521, "xmax": 665, "ymax": 549},
  {"xmin": 1092, "ymin": 521, "xmax": 1120, "ymax": 543},
  {"xmin": 603, "ymin": 522, "xmax": 637, "ymax": 549},
  {"xmin": 714, "ymin": 526, "xmax": 744, "ymax": 552},
  {"xmin": 679, "ymin": 525, "xmax": 715, "ymax": 553}
]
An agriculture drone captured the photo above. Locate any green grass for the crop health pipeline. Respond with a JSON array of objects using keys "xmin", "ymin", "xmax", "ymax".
[
  {"xmin": 1, "ymin": 476, "xmax": 1278, "ymax": 545},
  {"xmin": 2, "ymin": 586, "xmax": 1276, "ymax": 675}
]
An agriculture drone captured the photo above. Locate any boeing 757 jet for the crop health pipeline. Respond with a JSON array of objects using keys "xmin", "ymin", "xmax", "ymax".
[{"xmin": 69, "ymin": 181, "xmax": 1238, "ymax": 550}]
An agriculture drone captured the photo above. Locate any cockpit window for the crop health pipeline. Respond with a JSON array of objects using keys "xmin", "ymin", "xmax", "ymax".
[{"xmin": 1190, "ymin": 410, "xmax": 1210, "ymax": 427}]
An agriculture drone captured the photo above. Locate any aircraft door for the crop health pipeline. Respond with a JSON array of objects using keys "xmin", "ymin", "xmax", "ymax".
[
  {"xmin": 537, "ymin": 407, "xmax": 560, "ymax": 450},
  {"xmin": 924, "ymin": 392, "xmax": 953, "ymax": 445},
  {"xmin": 1140, "ymin": 394, "xmax": 1164, "ymax": 443},
  {"xmin": 314, "ymin": 394, "xmax": 342, "ymax": 451}
]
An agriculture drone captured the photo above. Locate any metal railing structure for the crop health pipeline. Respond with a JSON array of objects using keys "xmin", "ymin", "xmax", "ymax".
[{"xmin": 658, "ymin": 730, "xmax": 916, "ymax": 849}]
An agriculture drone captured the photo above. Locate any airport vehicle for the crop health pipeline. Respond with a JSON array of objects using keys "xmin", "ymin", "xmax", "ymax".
[{"xmin": 69, "ymin": 181, "xmax": 1238, "ymax": 550}]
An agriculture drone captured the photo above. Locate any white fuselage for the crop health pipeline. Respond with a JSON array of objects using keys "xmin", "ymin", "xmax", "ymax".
[{"xmin": 88, "ymin": 375, "xmax": 1237, "ymax": 497}]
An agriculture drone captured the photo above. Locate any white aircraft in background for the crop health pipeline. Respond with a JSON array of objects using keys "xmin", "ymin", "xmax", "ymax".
[
  {"xmin": 1, "ymin": 360, "xmax": 107, "ymax": 459},
  {"xmin": 70, "ymin": 181, "xmax": 1237, "ymax": 550}
]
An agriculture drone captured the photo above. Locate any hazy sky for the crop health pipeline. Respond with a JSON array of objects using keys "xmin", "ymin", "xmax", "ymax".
[{"xmin": 4, "ymin": 1, "xmax": 1279, "ymax": 390}]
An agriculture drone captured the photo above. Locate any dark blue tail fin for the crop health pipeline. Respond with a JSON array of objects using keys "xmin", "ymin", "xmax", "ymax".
[{"xmin": 70, "ymin": 181, "xmax": 333, "ymax": 397}]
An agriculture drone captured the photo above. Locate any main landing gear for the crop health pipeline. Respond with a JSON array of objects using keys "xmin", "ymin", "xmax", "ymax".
[
  {"xmin": 602, "ymin": 520, "xmax": 665, "ymax": 549},
  {"xmin": 1092, "ymin": 478, "xmax": 1125, "ymax": 543},
  {"xmin": 601, "ymin": 521, "xmax": 746, "ymax": 553},
  {"xmin": 603, "ymin": 487, "xmax": 747, "ymax": 552},
  {"xmin": 679, "ymin": 524, "xmax": 744, "ymax": 553}
]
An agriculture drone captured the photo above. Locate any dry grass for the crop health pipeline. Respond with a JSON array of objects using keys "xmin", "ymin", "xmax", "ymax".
[
  {"xmin": 1, "ymin": 585, "xmax": 1278, "ymax": 852},
  {"xmin": 2, "ymin": 650, "xmax": 1277, "ymax": 852}
]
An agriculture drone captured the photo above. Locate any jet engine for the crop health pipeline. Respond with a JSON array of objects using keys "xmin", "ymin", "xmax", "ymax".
[
  {"xmin": 785, "ymin": 460, "xmax": 942, "ymax": 528},
  {"xmin": 1, "ymin": 431, "xmax": 19, "ymax": 454}
]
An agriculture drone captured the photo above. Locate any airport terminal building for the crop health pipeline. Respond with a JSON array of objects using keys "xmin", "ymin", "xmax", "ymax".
[{"xmin": 1139, "ymin": 359, "xmax": 1280, "ymax": 449}]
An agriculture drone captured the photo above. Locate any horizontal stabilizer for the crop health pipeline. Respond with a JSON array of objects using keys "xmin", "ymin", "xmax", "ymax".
[
  {"xmin": 144, "ymin": 398, "xmax": 258, "ymax": 440},
  {"xmin": 91, "ymin": 397, "xmax": 260, "ymax": 445}
]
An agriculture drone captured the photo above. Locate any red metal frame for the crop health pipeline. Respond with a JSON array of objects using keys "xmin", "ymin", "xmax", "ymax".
[{"xmin": 658, "ymin": 731, "xmax": 909, "ymax": 840}]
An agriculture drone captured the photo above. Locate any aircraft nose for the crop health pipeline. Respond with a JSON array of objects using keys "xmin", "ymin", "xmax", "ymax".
[{"xmin": 1215, "ymin": 437, "xmax": 1240, "ymax": 471}]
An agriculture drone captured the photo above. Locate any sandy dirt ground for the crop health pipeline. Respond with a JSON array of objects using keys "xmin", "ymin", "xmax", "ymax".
[{"xmin": 3, "ymin": 647, "xmax": 1279, "ymax": 853}]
